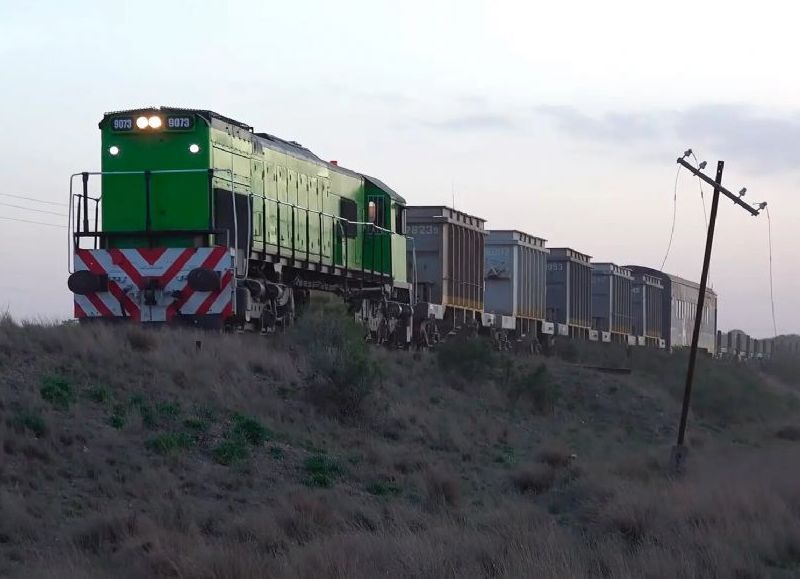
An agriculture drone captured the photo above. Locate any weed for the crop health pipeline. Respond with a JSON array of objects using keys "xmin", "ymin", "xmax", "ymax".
[
  {"xmin": 11, "ymin": 410, "xmax": 46, "ymax": 437},
  {"xmin": 212, "ymin": 439, "xmax": 249, "ymax": 466},
  {"xmin": 40, "ymin": 375, "xmax": 75, "ymax": 410},
  {"xmin": 304, "ymin": 454, "xmax": 342, "ymax": 488},
  {"xmin": 146, "ymin": 433, "xmax": 193, "ymax": 455},
  {"xmin": 270, "ymin": 446, "xmax": 286, "ymax": 460}
]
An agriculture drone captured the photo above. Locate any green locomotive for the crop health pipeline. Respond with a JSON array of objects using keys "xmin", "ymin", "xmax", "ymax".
[{"xmin": 68, "ymin": 107, "xmax": 412, "ymax": 340}]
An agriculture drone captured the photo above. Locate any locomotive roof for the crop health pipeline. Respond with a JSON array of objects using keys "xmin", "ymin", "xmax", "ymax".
[
  {"xmin": 625, "ymin": 265, "xmax": 718, "ymax": 297},
  {"xmin": 101, "ymin": 107, "xmax": 254, "ymax": 131},
  {"xmin": 101, "ymin": 107, "xmax": 405, "ymax": 204}
]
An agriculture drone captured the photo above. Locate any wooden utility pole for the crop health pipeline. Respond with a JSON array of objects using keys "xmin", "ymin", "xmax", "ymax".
[{"xmin": 669, "ymin": 154, "xmax": 764, "ymax": 474}]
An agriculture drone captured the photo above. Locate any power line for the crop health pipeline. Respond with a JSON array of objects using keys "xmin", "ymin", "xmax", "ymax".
[
  {"xmin": 0, "ymin": 202, "xmax": 68, "ymax": 218},
  {"xmin": 0, "ymin": 193, "xmax": 64, "ymax": 206},
  {"xmin": 660, "ymin": 165, "xmax": 681, "ymax": 271},
  {"xmin": 766, "ymin": 206, "xmax": 778, "ymax": 338},
  {"xmin": 0, "ymin": 215, "xmax": 66, "ymax": 229}
]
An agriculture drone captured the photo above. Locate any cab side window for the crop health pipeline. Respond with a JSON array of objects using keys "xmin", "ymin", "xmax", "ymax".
[{"xmin": 395, "ymin": 205, "xmax": 406, "ymax": 235}]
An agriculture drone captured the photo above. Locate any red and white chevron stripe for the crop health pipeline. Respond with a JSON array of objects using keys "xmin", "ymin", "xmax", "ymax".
[{"xmin": 73, "ymin": 246, "xmax": 234, "ymax": 323}]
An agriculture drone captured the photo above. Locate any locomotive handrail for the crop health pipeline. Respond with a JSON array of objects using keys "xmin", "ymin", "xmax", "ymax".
[
  {"xmin": 68, "ymin": 168, "xmax": 407, "ymax": 285},
  {"xmin": 68, "ymin": 168, "xmax": 235, "ymax": 273}
]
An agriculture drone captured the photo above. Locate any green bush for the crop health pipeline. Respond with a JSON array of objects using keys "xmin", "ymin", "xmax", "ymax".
[
  {"xmin": 12, "ymin": 410, "xmax": 46, "ymax": 437},
  {"xmin": 212, "ymin": 439, "xmax": 249, "ymax": 465},
  {"xmin": 40, "ymin": 375, "xmax": 75, "ymax": 410},
  {"xmin": 146, "ymin": 432, "xmax": 193, "ymax": 455},
  {"xmin": 366, "ymin": 480, "xmax": 402, "ymax": 497},
  {"xmin": 292, "ymin": 308, "xmax": 379, "ymax": 422},
  {"xmin": 231, "ymin": 414, "xmax": 272, "ymax": 446},
  {"xmin": 437, "ymin": 337, "xmax": 497, "ymax": 380},
  {"xmin": 304, "ymin": 454, "xmax": 342, "ymax": 488}
]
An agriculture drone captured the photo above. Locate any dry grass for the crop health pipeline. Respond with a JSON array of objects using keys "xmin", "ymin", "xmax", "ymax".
[{"xmin": 1, "ymin": 313, "xmax": 800, "ymax": 578}]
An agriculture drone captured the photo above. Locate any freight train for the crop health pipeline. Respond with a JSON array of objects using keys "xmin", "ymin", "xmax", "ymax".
[{"xmin": 68, "ymin": 106, "xmax": 727, "ymax": 353}]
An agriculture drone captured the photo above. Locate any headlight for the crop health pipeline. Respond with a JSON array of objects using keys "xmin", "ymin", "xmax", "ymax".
[
  {"xmin": 189, "ymin": 144, "xmax": 200, "ymax": 154},
  {"xmin": 108, "ymin": 146, "xmax": 120, "ymax": 156},
  {"xmin": 136, "ymin": 116, "xmax": 149, "ymax": 129},
  {"xmin": 148, "ymin": 116, "xmax": 162, "ymax": 129}
]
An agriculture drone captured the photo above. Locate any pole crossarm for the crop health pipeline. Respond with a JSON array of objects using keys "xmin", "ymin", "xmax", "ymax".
[{"xmin": 677, "ymin": 158, "xmax": 760, "ymax": 216}]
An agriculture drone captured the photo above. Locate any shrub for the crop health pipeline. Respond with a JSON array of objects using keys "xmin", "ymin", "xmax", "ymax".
[
  {"xmin": 765, "ymin": 353, "xmax": 800, "ymax": 386},
  {"xmin": 776, "ymin": 425, "xmax": 800, "ymax": 441},
  {"xmin": 293, "ymin": 309, "xmax": 379, "ymax": 422},
  {"xmin": 213, "ymin": 439, "xmax": 249, "ymax": 466},
  {"xmin": 84, "ymin": 385, "xmax": 110, "ymax": 404},
  {"xmin": 437, "ymin": 336, "xmax": 497, "ymax": 380},
  {"xmin": 538, "ymin": 442, "xmax": 573, "ymax": 468},
  {"xmin": 511, "ymin": 364, "xmax": 561, "ymax": 413},
  {"xmin": 270, "ymin": 446, "xmax": 286, "ymax": 460},
  {"xmin": 40, "ymin": 375, "xmax": 75, "ymax": 410},
  {"xmin": 11, "ymin": 410, "xmax": 46, "ymax": 438},
  {"xmin": 691, "ymin": 360, "xmax": 797, "ymax": 426},
  {"xmin": 366, "ymin": 480, "xmax": 402, "ymax": 497},
  {"xmin": 231, "ymin": 414, "xmax": 272, "ymax": 446},
  {"xmin": 304, "ymin": 454, "xmax": 342, "ymax": 488},
  {"xmin": 184, "ymin": 417, "xmax": 210, "ymax": 432},
  {"xmin": 126, "ymin": 328, "xmax": 156, "ymax": 352},
  {"xmin": 424, "ymin": 469, "xmax": 461, "ymax": 509},
  {"xmin": 511, "ymin": 465, "xmax": 556, "ymax": 495},
  {"xmin": 146, "ymin": 433, "xmax": 193, "ymax": 455}
]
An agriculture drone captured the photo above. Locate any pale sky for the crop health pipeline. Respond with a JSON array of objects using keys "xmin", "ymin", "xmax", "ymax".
[{"xmin": 1, "ymin": 0, "xmax": 798, "ymax": 337}]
